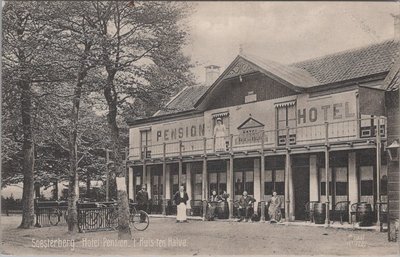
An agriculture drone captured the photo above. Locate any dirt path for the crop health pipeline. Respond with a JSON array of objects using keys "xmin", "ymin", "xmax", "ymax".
[{"xmin": 1, "ymin": 215, "xmax": 398, "ymax": 256}]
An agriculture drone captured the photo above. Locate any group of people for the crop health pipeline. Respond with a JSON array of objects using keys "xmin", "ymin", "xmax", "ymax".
[
  {"xmin": 136, "ymin": 184, "xmax": 190, "ymax": 223},
  {"xmin": 236, "ymin": 190, "xmax": 282, "ymax": 223},
  {"xmin": 136, "ymin": 183, "xmax": 282, "ymax": 223}
]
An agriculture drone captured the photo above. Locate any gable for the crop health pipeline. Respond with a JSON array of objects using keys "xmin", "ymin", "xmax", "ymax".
[
  {"xmin": 195, "ymin": 55, "xmax": 304, "ymax": 111},
  {"xmin": 238, "ymin": 117, "xmax": 265, "ymax": 130},
  {"xmin": 224, "ymin": 58, "xmax": 259, "ymax": 79}
]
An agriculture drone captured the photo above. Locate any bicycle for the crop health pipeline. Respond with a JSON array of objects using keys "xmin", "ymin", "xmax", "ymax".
[{"xmin": 129, "ymin": 203, "xmax": 150, "ymax": 231}]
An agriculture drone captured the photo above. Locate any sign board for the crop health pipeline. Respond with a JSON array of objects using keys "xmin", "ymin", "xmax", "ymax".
[
  {"xmin": 152, "ymin": 116, "xmax": 205, "ymax": 143},
  {"xmin": 296, "ymin": 90, "xmax": 358, "ymax": 142},
  {"xmin": 297, "ymin": 91, "xmax": 357, "ymax": 125}
]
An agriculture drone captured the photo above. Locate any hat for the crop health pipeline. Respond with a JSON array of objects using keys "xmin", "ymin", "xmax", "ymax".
[{"xmin": 216, "ymin": 117, "xmax": 222, "ymax": 121}]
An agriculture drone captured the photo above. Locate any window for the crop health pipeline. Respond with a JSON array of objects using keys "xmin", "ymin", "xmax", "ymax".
[
  {"xmin": 171, "ymin": 174, "xmax": 179, "ymax": 196},
  {"xmin": 212, "ymin": 114, "xmax": 230, "ymax": 133},
  {"xmin": 135, "ymin": 175, "xmax": 142, "ymax": 194},
  {"xmin": 335, "ymin": 167, "xmax": 348, "ymax": 196},
  {"xmin": 234, "ymin": 171, "xmax": 254, "ymax": 195},
  {"xmin": 151, "ymin": 174, "xmax": 163, "ymax": 201},
  {"xmin": 276, "ymin": 102, "xmax": 296, "ymax": 146},
  {"xmin": 360, "ymin": 166, "xmax": 374, "ymax": 196},
  {"xmin": 320, "ymin": 168, "xmax": 332, "ymax": 196},
  {"xmin": 209, "ymin": 172, "xmax": 227, "ymax": 195},
  {"xmin": 264, "ymin": 169, "xmax": 284, "ymax": 195},
  {"xmin": 193, "ymin": 173, "xmax": 202, "ymax": 200},
  {"xmin": 140, "ymin": 129, "xmax": 151, "ymax": 158}
]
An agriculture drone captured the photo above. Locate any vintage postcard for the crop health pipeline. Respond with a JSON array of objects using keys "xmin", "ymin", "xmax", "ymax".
[{"xmin": 1, "ymin": 1, "xmax": 399, "ymax": 256}]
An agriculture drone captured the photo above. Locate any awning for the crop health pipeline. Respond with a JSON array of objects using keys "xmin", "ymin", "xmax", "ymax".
[
  {"xmin": 212, "ymin": 111, "xmax": 230, "ymax": 118},
  {"xmin": 275, "ymin": 100, "xmax": 296, "ymax": 108}
]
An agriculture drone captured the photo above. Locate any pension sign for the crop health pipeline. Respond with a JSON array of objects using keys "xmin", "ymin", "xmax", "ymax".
[{"xmin": 152, "ymin": 117, "xmax": 205, "ymax": 142}]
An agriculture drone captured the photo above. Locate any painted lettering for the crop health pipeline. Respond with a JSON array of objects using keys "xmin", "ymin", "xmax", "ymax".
[
  {"xmin": 171, "ymin": 128, "xmax": 177, "ymax": 140},
  {"xmin": 178, "ymin": 128, "xmax": 184, "ymax": 138},
  {"xmin": 333, "ymin": 103, "xmax": 342, "ymax": 119},
  {"xmin": 191, "ymin": 126, "xmax": 196, "ymax": 137},
  {"xmin": 164, "ymin": 129, "xmax": 169, "ymax": 141},
  {"xmin": 199, "ymin": 124, "xmax": 205, "ymax": 137},
  {"xmin": 298, "ymin": 108, "xmax": 306, "ymax": 124},
  {"xmin": 321, "ymin": 105, "xmax": 330, "ymax": 121},
  {"xmin": 157, "ymin": 131, "xmax": 162, "ymax": 142},
  {"xmin": 309, "ymin": 107, "xmax": 317, "ymax": 122}
]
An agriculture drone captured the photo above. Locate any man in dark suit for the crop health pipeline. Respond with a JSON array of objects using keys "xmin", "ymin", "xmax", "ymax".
[
  {"xmin": 238, "ymin": 191, "xmax": 256, "ymax": 222},
  {"xmin": 136, "ymin": 185, "xmax": 149, "ymax": 220}
]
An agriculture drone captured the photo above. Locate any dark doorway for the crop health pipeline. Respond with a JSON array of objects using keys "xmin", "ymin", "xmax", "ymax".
[{"xmin": 293, "ymin": 166, "xmax": 310, "ymax": 220}]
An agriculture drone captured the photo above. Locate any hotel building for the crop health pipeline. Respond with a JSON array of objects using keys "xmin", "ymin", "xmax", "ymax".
[{"xmin": 126, "ymin": 39, "xmax": 399, "ymax": 236}]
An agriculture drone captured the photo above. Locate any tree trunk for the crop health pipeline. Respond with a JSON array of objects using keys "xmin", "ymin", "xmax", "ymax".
[
  {"xmin": 18, "ymin": 79, "xmax": 35, "ymax": 229},
  {"xmin": 104, "ymin": 72, "xmax": 131, "ymax": 239},
  {"xmin": 67, "ymin": 68, "xmax": 86, "ymax": 233}
]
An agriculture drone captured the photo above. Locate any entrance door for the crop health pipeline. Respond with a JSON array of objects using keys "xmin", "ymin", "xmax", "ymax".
[{"xmin": 293, "ymin": 167, "xmax": 310, "ymax": 220}]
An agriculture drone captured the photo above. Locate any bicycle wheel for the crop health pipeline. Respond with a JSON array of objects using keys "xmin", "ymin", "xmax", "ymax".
[
  {"xmin": 49, "ymin": 209, "xmax": 60, "ymax": 226},
  {"xmin": 130, "ymin": 210, "xmax": 149, "ymax": 231}
]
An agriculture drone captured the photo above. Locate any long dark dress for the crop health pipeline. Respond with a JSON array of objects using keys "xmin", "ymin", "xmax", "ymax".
[{"xmin": 268, "ymin": 196, "xmax": 282, "ymax": 222}]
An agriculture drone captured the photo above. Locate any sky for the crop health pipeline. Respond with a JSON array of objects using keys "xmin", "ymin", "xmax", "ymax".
[{"xmin": 184, "ymin": 1, "xmax": 399, "ymax": 83}]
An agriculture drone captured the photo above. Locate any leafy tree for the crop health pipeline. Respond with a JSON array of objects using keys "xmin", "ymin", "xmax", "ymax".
[
  {"xmin": 88, "ymin": 1, "xmax": 194, "ymax": 238},
  {"xmin": 2, "ymin": 1, "xmax": 64, "ymax": 228}
]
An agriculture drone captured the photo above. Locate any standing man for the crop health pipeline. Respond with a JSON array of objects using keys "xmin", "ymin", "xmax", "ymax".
[{"xmin": 136, "ymin": 185, "xmax": 150, "ymax": 220}]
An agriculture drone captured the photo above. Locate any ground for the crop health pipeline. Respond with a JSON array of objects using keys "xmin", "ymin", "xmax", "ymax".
[{"xmin": 1, "ymin": 215, "xmax": 398, "ymax": 256}]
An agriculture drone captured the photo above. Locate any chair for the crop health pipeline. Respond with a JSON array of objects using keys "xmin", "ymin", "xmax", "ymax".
[
  {"xmin": 331, "ymin": 201, "xmax": 350, "ymax": 224},
  {"xmin": 304, "ymin": 201, "xmax": 318, "ymax": 222},
  {"xmin": 350, "ymin": 202, "xmax": 368, "ymax": 224},
  {"xmin": 233, "ymin": 200, "xmax": 240, "ymax": 218}
]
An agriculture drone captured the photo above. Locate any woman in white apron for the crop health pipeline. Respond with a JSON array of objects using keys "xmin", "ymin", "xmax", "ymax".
[
  {"xmin": 214, "ymin": 118, "xmax": 226, "ymax": 151},
  {"xmin": 173, "ymin": 185, "xmax": 189, "ymax": 222}
]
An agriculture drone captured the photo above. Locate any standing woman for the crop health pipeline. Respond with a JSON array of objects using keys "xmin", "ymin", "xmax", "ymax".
[
  {"xmin": 214, "ymin": 118, "xmax": 226, "ymax": 151},
  {"xmin": 174, "ymin": 185, "xmax": 189, "ymax": 223}
]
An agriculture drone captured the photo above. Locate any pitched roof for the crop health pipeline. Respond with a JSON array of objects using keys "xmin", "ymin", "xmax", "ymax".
[
  {"xmin": 241, "ymin": 53, "xmax": 319, "ymax": 88},
  {"xmin": 154, "ymin": 84, "xmax": 210, "ymax": 116},
  {"xmin": 153, "ymin": 39, "xmax": 400, "ymax": 117},
  {"xmin": 291, "ymin": 39, "xmax": 400, "ymax": 86},
  {"xmin": 387, "ymin": 71, "xmax": 400, "ymax": 91}
]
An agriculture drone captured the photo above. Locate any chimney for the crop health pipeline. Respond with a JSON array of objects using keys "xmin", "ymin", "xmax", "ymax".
[
  {"xmin": 393, "ymin": 13, "xmax": 400, "ymax": 41},
  {"xmin": 205, "ymin": 65, "xmax": 221, "ymax": 85}
]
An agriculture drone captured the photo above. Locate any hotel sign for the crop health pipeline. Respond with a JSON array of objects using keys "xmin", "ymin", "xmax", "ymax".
[{"xmin": 297, "ymin": 91, "xmax": 357, "ymax": 125}]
